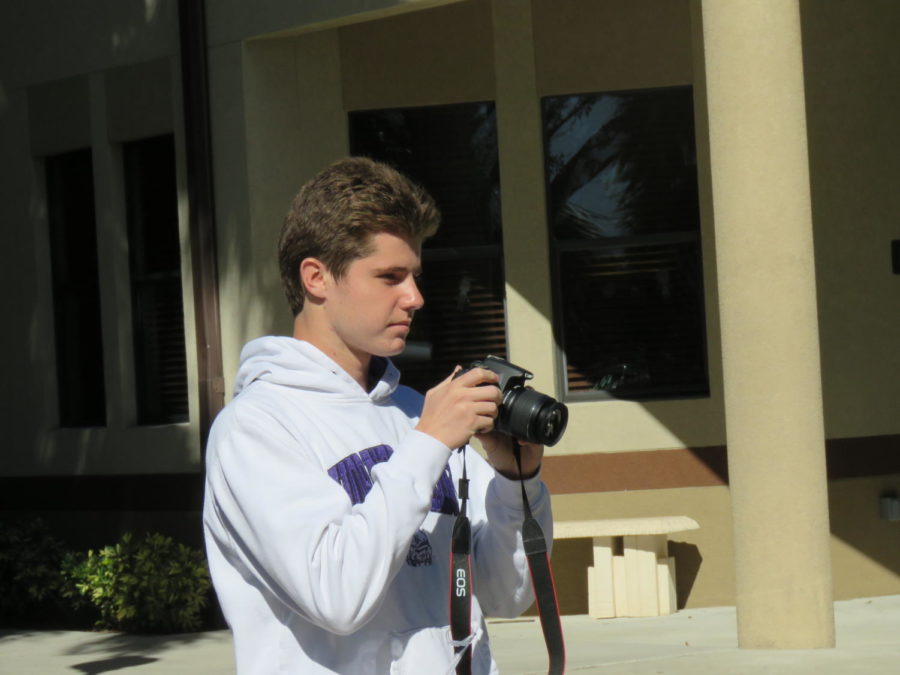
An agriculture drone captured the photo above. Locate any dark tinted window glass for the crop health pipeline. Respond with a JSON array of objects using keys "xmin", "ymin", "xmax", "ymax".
[
  {"xmin": 45, "ymin": 149, "xmax": 107, "ymax": 426},
  {"xmin": 124, "ymin": 135, "xmax": 188, "ymax": 424},
  {"xmin": 350, "ymin": 103, "xmax": 505, "ymax": 393},
  {"xmin": 543, "ymin": 87, "xmax": 709, "ymax": 399}
]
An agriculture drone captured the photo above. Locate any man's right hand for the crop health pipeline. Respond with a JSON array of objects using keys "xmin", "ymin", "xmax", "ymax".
[{"xmin": 415, "ymin": 367, "xmax": 503, "ymax": 450}]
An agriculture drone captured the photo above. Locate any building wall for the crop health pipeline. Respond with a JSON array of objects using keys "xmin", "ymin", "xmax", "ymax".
[
  {"xmin": 0, "ymin": 0, "xmax": 898, "ymax": 607},
  {"xmin": 0, "ymin": 3, "xmax": 201, "ymax": 479},
  {"xmin": 801, "ymin": 0, "xmax": 900, "ymax": 440},
  {"xmin": 230, "ymin": 0, "xmax": 735, "ymax": 608},
  {"xmin": 232, "ymin": 0, "xmax": 727, "ymax": 451},
  {"xmin": 799, "ymin": 0, "xmax": 900, "ymax": 602}
]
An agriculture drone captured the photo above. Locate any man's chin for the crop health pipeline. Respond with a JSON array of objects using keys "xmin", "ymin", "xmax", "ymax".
[
  {"xmin": 385, "ymin": 340, "xmax": 435, "ymax": 365},
  {"xmin": 376, "ymin": 339, "xmax": 407, "ymax": 358}
]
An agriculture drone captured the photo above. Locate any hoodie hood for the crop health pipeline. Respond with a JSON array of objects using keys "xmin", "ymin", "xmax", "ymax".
[{"xmin": 234, "ymin": 336, "xmax": 401, "ymax": 403}]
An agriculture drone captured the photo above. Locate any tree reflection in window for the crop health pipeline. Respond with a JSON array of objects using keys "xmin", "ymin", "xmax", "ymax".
[{"xmin": 543, "ymin": 87, "xmax": 709, "ymax": 399}]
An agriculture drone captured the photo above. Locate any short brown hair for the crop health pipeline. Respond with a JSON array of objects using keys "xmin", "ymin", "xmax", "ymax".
[{"xmin": 278, "ymin": 157, "xmax": 440, "ymax": 315}]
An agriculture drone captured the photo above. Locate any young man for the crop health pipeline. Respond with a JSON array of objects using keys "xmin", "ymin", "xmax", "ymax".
[{"xmin": 203, "ymin": 157, "xmax": 553, "ymax": 673}]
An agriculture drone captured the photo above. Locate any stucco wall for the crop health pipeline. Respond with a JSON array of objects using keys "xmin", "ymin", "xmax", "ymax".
[
  {"xmin": 1, "ymin": 0, "xmax": 898, "ymax": 607},
  {"xmin": 801, "ymin": 0, "xmax": 900, "ymax": 440},
  {"xmin": 0, "ymin": 3, "xmax": 201, "ymax": 476}
]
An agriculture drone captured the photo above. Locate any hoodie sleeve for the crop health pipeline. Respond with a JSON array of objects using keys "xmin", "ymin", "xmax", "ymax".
[
  {"xmin": 203, "ymin": 399, "xmax": 451, "ymax": 636},
  {"xmin": 462, "ymin": 449, "xmax": 554, "ymax": 618}
]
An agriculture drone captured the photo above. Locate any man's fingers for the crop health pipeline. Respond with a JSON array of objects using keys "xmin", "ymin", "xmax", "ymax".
[
  {"xmin": 473, "ymin": 415, "xmax": 495, "ymax": 435},
  {"xmin": 417, "ymin": 366, "xmax": 502, "ymax": 449},
  {"xmin": 473, "ymin": 400, "xmax": 499, "ymax": 418},
  {"xmin": 470, "ymin": 386, "xmax": 501, "ymax": 406},
  {"xmin": 453, "ymin": 367, "xmax": 499, "ymax": 387},
  {"xmin": 440, "ymin": 365, "xmax": 463, "ymax": 385}
]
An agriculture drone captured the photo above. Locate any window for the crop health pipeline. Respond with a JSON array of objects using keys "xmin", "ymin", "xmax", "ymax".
[
  {"xmin": 349, "ymin": 102, "xmax": 505, "ymax": 394},
  {"xmin": 123, "ymin": 135, "xmax": 189, "ymax": 424},
  {"xmin": 45, "ymin": 149, "xmax": 107, "ymax": 426},
  {"xmin": 542, "ymin": 87, "xmax": 709, "ymax": 399}
]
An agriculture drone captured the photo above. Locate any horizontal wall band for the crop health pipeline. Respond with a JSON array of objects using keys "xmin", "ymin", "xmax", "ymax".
[
  {"xmin": 542, "ymin": 446, "xmax": 728, "ymax": 495},
  {"xmin": 0, "ymin": 474, "xmax": 202, "ymax": 511},
  {"xmin": 542, "ymin": 434, "xmax": 900, "ymax": 495},
  {"xmin": 0, "ymin": 435, "xmax": 896, "ymax": 509}
]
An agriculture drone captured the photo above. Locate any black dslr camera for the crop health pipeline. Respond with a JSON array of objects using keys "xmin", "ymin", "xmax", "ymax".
[{"xmin": 457, "ymin": 355, "xmax": 568, "ymax": 447}]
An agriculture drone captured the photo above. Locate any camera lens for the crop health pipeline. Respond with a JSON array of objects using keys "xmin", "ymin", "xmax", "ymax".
[{"xmin": 499, "ymin": 388, "xmax": 569, "ymax": 447}]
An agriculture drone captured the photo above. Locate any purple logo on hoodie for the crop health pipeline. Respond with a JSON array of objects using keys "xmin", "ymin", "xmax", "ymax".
[
  {"xmin": 327, "ymin": 445, "xmax": 459, "ymax": 516},
  {"xmin": 327, "ymin": 445, "xmax": 459, "ymax": 566},
  {"xmin": 406, "ymin": 530, "xmax": 432, "ymax": 567}
]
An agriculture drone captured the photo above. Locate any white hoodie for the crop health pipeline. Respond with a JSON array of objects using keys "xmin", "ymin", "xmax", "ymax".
[{"xmin": 203, "ymin": 337, "xmax": 553, "ymax": 674}]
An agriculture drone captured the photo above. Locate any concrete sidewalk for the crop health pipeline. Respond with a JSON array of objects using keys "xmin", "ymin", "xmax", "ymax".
[{"xmin": 2, "ymin": 595, "xmax": 898, "ymax": 674}]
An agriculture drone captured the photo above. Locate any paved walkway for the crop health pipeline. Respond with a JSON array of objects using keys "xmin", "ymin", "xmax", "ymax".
[{"xmin": 2, "ymin": 595, "xmax": 899, "ymax": 674}]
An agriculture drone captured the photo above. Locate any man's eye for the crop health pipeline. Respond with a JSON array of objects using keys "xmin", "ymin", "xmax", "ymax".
[{"xmin": 380, "ymin": 273, "xmax": 401, "ymax": 283}]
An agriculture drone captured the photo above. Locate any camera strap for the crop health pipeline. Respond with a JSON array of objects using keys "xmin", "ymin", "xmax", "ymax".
[
  {"xmin": 449, "ymin": 446, "xmax": 474, "ymax": 674},
  {"xmin": 449, "ymin": 442, "xmax": 565, "ymax": 675},
  {"xmin": 512, "ymin": 440, "xmax": 566, "ymax": 675}
]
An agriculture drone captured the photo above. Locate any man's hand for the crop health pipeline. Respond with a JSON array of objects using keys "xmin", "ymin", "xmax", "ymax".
[
  {"xmin": 415, "ymin": 367, "xmax": 503, "ymax": 450},
  {"xmin": 475, "ymin": 431, "xmax": 544, "ymax": 480}
]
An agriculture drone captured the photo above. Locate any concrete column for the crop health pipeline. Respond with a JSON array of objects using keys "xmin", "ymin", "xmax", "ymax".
[
  {"xmin": 89, "ymin": 73, "xmax": 132, "ymax": 430},
  {"xmin": 699, "ymin": 0, "xmax": 834, "ymax": 648},
  {"xmin": 490, "ymin": 0, "xmax": 557, "ymax": 395}
]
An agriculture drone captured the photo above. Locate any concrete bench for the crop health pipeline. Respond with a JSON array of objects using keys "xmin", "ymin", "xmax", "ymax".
[{"xmin": 554, "ymin": 516, "xmax": 700, "ymax": 619}]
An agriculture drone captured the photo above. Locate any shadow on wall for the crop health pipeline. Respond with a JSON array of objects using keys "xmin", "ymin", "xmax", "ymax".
[
  {"xmin": 0, "ymin": 0, "xmax": 176, "ymax": 88},
  {"xmin": 669, "ymin": 541, "xmax": 702, "ymax": 608},
  {"xmin": 549, "ymin": 538, "xmax": 592, "ymax": 615}
]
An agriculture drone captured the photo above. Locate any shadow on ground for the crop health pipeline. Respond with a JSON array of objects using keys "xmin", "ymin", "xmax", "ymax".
[{"xmin": 70, "ymin": 654, "xmax": 157, "ymax": 674}]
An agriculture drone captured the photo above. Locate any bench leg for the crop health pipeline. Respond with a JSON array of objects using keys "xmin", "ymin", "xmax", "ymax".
[
  {"xmin": 587, "ymin": 536, "xmax": 615, "ymax": 618},
  {"xmin": 585, "ymin": 533, "xmax": 679, "ymax": 618},
  {"xmin": 658, "ymin": 556, "xmax": 677, "ymax": 615},
  {"xmin": 613, "ymin": 552, "xmax": 628, "ymax": 617},
  {"xmin": 624, "ymin": 534, "xmax": 668, "ymax": 617}
]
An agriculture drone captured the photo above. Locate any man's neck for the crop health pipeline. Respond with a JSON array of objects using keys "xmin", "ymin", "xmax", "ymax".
[{"xmin": 292, "ymin": 312, "xmax": 371, "ymax": 390}]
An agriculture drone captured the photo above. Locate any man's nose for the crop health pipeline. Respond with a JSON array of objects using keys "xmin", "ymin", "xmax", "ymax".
[{"xmin": 401, "ymin": 277, "xmax": 424, "ymax": 311}]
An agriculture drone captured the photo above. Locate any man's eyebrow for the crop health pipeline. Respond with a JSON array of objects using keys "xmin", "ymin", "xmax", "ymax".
[{"xmin": 373, "ymin": 265, "xmax": 423, "ymax": 275}]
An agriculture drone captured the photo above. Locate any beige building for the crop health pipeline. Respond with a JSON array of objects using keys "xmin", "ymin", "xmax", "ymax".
[{"xmin": 1, "ymin": 0, "xmax": 898, "ymax": 649}]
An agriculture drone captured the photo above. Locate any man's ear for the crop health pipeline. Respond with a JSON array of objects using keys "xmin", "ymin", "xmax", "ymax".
[{"xmin": 299, "ymin": 257, "xmax": 331, "ymax": 301}]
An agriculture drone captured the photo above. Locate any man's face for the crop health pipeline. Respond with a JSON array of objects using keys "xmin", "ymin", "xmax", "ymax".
[{"xmin": 323, "ymin": 232, "xmax": 424, "ymax": 363}]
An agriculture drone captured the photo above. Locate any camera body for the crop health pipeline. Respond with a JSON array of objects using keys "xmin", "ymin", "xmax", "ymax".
[{"xmin": 457, "ymin": 355, "xmax": 568, "ymax": 447}]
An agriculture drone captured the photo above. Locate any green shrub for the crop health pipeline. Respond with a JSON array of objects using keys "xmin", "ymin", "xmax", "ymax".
[
  {"xmin": 0, "ymin": 518, "xmax": 67, "ymax": 624},
  {"xmin": 63, "ymin": 532, "xmax": 211, "ymax": 633}
]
